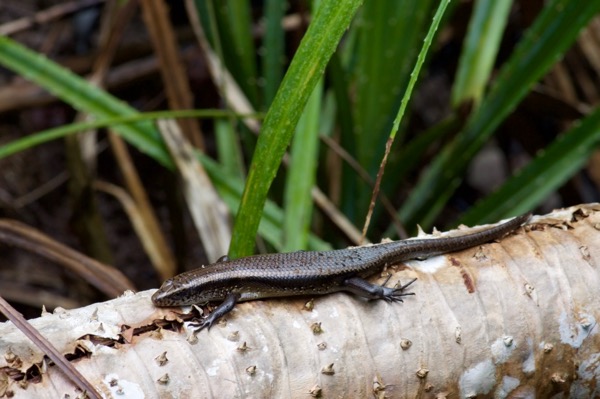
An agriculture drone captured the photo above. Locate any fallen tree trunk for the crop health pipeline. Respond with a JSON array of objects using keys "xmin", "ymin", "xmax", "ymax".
[{"xmin": 1, "ymin": 205, "xmax": 599, "ymax": 398}]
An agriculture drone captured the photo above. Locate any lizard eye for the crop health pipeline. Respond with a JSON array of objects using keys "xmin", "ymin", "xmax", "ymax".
[
  {"xmin": 159, "ymin": 279, "xmax": 174, "ymax": 290},
  {"xmin": 216, "ymin": 255, "xmax": 229, "ymax": 263}
]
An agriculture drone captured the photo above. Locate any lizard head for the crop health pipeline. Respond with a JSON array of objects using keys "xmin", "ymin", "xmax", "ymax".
[{"xmin": 151, "ymin": 269, "xmax": 232, "ymax": 307}]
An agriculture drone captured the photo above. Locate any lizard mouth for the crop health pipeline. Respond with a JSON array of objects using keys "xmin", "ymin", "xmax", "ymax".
[{"xmin": 152, "ymin": 279, "xmax": 176, "ymax": 306}]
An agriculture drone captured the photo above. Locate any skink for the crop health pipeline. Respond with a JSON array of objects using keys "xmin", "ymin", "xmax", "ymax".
[{"xmin": 152, "ymin": 213, "xmax": 530, "ymax": 332}]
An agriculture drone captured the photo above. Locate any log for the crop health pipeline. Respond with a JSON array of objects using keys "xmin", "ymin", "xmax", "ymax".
[{"xmin": 1, "ymin": 205, "xmax": 599, "ymax": 398}]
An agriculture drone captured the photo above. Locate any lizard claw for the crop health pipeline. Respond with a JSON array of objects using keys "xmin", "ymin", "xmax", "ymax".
[
  {"xmin": 396, "ymin": 277, "xmax": 417, "ymax": 291},
  {"xmin": 188, "ymin": 320, "xmax": 209, "ymax": 335},
  {"xmin": 343, "ymin": 276, "xmax": 417, "ymax": 302},
  {"xmin": 188, "ymin": 293, "xmax": 239, "ymax": 335},
  {"xmin": 382, "ymin": 277, "xmax": 417, "ymax": 303},
  {"xmin": 189, "ymin": 312, "xmax": 219, "ymax": 334}
]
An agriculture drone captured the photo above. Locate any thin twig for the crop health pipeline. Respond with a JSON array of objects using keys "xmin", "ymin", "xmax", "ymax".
[
  {"xmin": 0, "ymin": 296, "xmax": 101, "ymax": 399},
  {"xmin": 0, "ymin": 220, "xmax": 134, "ymax": 297}
]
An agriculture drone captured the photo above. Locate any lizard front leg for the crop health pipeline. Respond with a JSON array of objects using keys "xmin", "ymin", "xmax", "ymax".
[{"xmin": 190, "ymin": 293, "xmax": 240, "ymax": 333}]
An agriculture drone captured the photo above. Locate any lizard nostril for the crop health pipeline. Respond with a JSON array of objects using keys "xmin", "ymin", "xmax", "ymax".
[{"xmin": 151, "ymin": 289, "xmax": 162, "ymax": 303}]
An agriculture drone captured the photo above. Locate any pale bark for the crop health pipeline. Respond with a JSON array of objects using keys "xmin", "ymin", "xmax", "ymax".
[{"xmin": 1, "ymin": 205, "xmax": 599, "ymax": 398}]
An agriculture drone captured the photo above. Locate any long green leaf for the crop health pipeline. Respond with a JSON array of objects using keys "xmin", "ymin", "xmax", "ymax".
[
  {"xmin": 220, "ymin": 0, "xmax": 258, "ymax": 105},
  {"xmin": 200, "ymin": 0, "xmax": 259, "ymax": 105},
  {"xmin": 362, "ymin": 0, "xmax": 449, "ymax": 237},
  {"xmin": 459, "ymin": 106, "xmax": 600, "ymax": 224},
  {"xmin": 262, "ymin": 0, "xmax": 287, "ymax": 108},
  {"xmin": 283, "ymin": 80, "xmax": 323, "ymax": 251},
  {"xmin": 229, "ymin": 0, "xmax": 363, "ymax": 258},
  {"xmin": 0, "ymin": 110, "xmax": 246, "ymax": 159},
  {"xmin": 215, "ymin": 118, "xmax": 245, "ymax": 178},
  {"xmin": 399, "ymin": 0, "xmax": 600, "ymax": 229},
  {"xmin": 451, "ymin": 0, "xmax": 513, "ymax": 108},
  {"xmin": 345, "ymin": 0, "xmax": 436, "ymax": 222},
  {"xmin": 352, "ymin": 0, "xmax": 435, "ymax": 174},
  {"xmin": 0, "ymin": 36, "xmax": 171, "ymax": 168},
  {"xmin": 387, "ymin": 0, "xmax": 449, "ymax": 142}
]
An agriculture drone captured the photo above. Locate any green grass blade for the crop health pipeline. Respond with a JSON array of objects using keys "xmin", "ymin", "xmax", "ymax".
[
  {"xmin": 262, "ymin": 0, "xmax": 287, "ymax": 108},
  {"xmin": 282, "ymin": 80, "xmax": 323, "ymax": 251},
  {"xmin": 361, "ymin": 0, "xmax": 448, "ymax": 237},
  {"xmin": 223, "ymin": 0, "xmax": 259, "ymax": 104},
  {"xmin": 192, "ymin": 1, "xmax": 258, "ymax": 105},
  {"xmin": 347, "ymin": 0, "xmax": 436, "ymax": 221},
  {"xmin": 459, "ymin": 106, "xmax": 600, "ymax": 224},
  {"xmin": 399, "ymin": 0, "xmax": 600, "ymax": 229},
  {"xmin": 0, "ymin": 110, "xmax": 249, "ymax": 159},
  {"xmin": 388, "ymin": 0, "xmax": 449, "ymax": 142},
  {"xmin": 451, "ymin": 0, "xmax": 513, "ymax": 108},
  {"xmin": 352, "ymin": 0, "xmax": 435, "ymax": 174},
  {"xmin": 229, "ymin": 0, "xmax": 363, "ymax": 258},
  {"xmin": 215, "ymin": 118, "xmax": 245, "ymax": 179},
  {"xmin": 0, "ymin": 36, "xmax": 172, "ymax": 168}
]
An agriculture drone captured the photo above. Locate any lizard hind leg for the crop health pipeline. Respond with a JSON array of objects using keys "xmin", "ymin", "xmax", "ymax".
[{"xmin": 343, "ymin": 276, "xmax": 417, "ymax": 302}]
